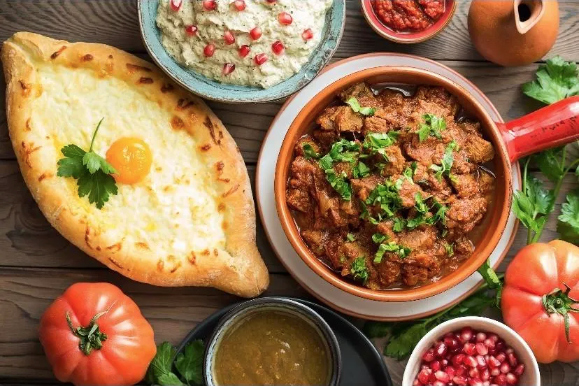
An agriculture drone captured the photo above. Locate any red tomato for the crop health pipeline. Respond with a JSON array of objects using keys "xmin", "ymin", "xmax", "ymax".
[
  {"xmin": 502, "ymin": 240, "xmax": 579, "ymax": 363},
  {"xmin": 39, "ymin": 283, "xmax": 156, "ymax": 385}
]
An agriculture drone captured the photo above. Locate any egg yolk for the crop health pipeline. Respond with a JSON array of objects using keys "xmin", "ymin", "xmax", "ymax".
[{"xmin": 106, "ymin": 137, "xmax": 152, "ymax": 185}]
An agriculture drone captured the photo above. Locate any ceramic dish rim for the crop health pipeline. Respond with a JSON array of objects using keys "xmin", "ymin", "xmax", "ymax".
[{"xmin": 137, "ymin": 0, "xmax": 346, "ymax": 103}]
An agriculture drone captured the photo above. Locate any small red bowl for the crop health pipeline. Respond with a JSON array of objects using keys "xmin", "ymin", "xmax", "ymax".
[{"xmin": 361, "ymin": 0, "xmax": 457, "ymax": 44}]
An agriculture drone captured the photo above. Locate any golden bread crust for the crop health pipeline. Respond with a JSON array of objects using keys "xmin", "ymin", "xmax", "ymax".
[{"xmin": 2, "ymin": 32, "xmax": 269, "ymax": 297}]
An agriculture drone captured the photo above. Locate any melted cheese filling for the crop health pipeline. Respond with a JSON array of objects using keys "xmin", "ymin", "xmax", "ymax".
[{"xmin": 29, "ymin": 63, "xmax": 226, "ymax": 259}]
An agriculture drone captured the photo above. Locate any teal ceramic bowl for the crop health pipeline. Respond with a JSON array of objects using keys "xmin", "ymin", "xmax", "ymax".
[{"xmin": 137, "ymin": 0, "xmax": 346, "ymax": 103}]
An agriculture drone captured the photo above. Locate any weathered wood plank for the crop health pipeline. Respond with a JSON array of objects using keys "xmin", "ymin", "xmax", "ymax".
[
  {"xmin": 0, "ymin": 161, "xmax": 284, "ymax": 272},
  {"xmin": 0, "ymin": 267, "xmax": 308, "ymax": 382},
  {"xmin": 0, "ymin": 0, "xmax": 577, "ymax": 61},
  {"xmin": 0, "ymin": 61, "xmax": 565, "ymax": 162}
]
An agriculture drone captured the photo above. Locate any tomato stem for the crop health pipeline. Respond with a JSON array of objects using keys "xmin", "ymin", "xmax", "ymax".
[
  {"xmin": 66, "ymin": 311, "xmax": 108, "ymax": 355},
  {"xmin": 542, "ymin": 284, "xmax": 579, "ymax": 343}
]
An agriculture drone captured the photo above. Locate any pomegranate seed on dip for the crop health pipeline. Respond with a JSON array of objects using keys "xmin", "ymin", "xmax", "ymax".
[{"xmin": 156, "ymin": 0, "xmax": 332, "ymax": 88}]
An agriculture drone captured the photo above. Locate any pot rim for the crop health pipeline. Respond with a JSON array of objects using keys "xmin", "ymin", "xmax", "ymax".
[{"xmin": 274, "ymin": 66, "xmax": 513, "ymax": 303}]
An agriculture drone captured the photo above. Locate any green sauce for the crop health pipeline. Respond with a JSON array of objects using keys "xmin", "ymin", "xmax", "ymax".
[{"xmin": 213, "ymin": 310, "xmax": 331, "ymax": 385}]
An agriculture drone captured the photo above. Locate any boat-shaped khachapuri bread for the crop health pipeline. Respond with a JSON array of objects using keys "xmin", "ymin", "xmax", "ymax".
[{"xmin": 1, "ymin": 32, "xmax": 269, "ymax": 297}]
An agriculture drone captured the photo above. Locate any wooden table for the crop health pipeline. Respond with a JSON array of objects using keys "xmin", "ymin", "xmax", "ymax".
[{"xmin": 0, "ymin": 1, "xmax": 578, "ymax": 385}]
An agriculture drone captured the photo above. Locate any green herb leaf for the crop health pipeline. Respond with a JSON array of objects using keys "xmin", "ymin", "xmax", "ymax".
[
  {"xmin": 432, "ymin": 201, "xmax": 448, "ymax": 226},
  {"xmin": 384, "ymin": 323, "xmax": 429, "ymax": 360},
  {"xmin": 402, "ymin": 162, "xmax": 417, "ymax": 182},
  {"xmin": 534, "ymin": 147, "xmax": 566, "ymax": 183},
  {"xmin": 430, "ymin": 141, "xmax": 457, "ymax": 181},
  {"xmin": 364, "ymin": 321, "xmax": 394, "ymax": 339},
  {"xmin": 522, "ymin": 56, "xmax": 579, "ymax": 105},
  {"xmin": 366, "ymin": 179, "xmax": 402, "ymax": 219},
  {"xmin": 392, "ymin": 217, "xmax": 406, "ymax": 232},
  {"xmin": 57, "ymin": 119, "xmax": 118, "ymax": 209},
  {"xmin": 146, "ymin": 342, "xmax": 179, "ymax": 385},
  {"xmin": 558, "ymin": 191, "xmax": 579, "ymax": 244},
  {"xmin": 372, "ymin": 233, "xmax": 387, "ymax": 244},
  {"xmin": 444, "ymin": 242, "xmax": 454, "ymax": 256},
  {"xmin": 417, "ymin": 114, "xmax": 446, "ymax": 142},
  {"xmin": 157, "ymin": 373, "xmax": 185, "ymax": 386},
  {"xmin": 302, "ymin": 143, "xmax": 320, "ymax": 160},
  {"xmin": 346, "ymin": 97, "xmax": 376, "ymax": 116},
  {"xmin": 346, "ymin": 233, "xmax": 356, "ymax": 242},
  {"xmin": 512, "ymin": 174, "xmax": 555, "ymax": 238},
  {"xmin": 325, "ymin": 169, "xmax": 352, "ymax": 201},
  {"xmin": 351, "ymin": 257, "xmax": 369, "ymax": 283},
  {"xmin": 174, "ymin": 340, "xmax": 204, "ymax": 385},
  {"xmin": 363, "ymin": 132, "xmax": 398, "ymax": 154},
  {"xmin": 353, "ymin": 161, "xmax": 371, "ymax": 178},
  {"xmin": 374, "ymin": 241, "xmax": 411, "ymax": 263}
]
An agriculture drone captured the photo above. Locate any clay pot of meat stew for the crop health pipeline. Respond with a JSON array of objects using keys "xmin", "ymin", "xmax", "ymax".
[{"xmin": 274, "ymin": 66, "xmax": 579, "ymax": 302}]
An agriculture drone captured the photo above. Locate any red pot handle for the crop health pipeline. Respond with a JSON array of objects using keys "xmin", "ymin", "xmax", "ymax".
[{"xmin": 499, "ymin": 96, "xmax": 579, "ymax": 162}]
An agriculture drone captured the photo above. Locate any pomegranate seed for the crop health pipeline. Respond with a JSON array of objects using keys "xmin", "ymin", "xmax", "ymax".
[
  {"xmin": 203, "ymin": 0, "xmax": 217, "ymax": 10},
  {"xmin": 446, "ymin": 366, "xmax": 456, "ymax": 378},
  {"xmin": 476, "ymin": 343, "xmax": 489, "ymax": 355},
  {"xmin": 222, "ymin": 63, "xmax": 235, "ymax": 75},
  {"xmin": 460, "ymin": 327, "xmax": 474, "ymax": 343},
  {"xmin": 238, "ymin": 45, "xmax": 250, "ymax": 58},
  {"xmin": 469, "ymin": 368, "xmax": 480, "ymax": 379},
  {"xmin": 254, "ymin": 53, "xmax": 267, "ymax": 65},
  {"xmin": 463, "ymin": 343, "xmax": 476, "ymax": 355},
  {"xmin": 435, "ymin": 342, "xmax": 448, "ymax": 357},
  {"xmin": 456, "ymin": 365, "xmax": 467, "ymax": 376},
  {"xmin": 464, "ymin": 356, "xmax": 478, "ymax": 368},
  {"xmin": 203, "ymin": 43, "xmax": 215, "ymax": 57},
  {"xmin": 224, "ymin": 30, "xmax": 235, "ymax": 45},
  {"xmin": 423, "ymin": 348, "xmax": 435, "ymax": 362},
  {"xmin": 433, "ymin": 382, "xmax": 446, "ymax": 386},
  {"xmin": 495, "ymin": 341, "xmax": 506, "ymax": 352},
  {"xmin": 441, "ymin": 359, "xmax": 449, "ymax": 367},
  {"xmin": 444, "ymin": 336, "xmax": 459, "ymax": 349},
  {"xmin": 494, "ymin": 374, "xmax": 507, "ymax": 386},
  {"xmin": 505, "ymin": 347, "xmax": 514, "ymax": 354},
  {"xmin": 278, "ymin": 11, "xmax": 293, "ymax": 25},
  {"xmin": 514, "ymin": 364, "xmax": 525, "ymax": 376},
  {"xmin": 170, "ymin": 0, "xmax": 182, "ymax": 11},
  {"xmin": 484, "ymin": 338, "xmax": 496, "ymax": 349},
  {"xmin": 435, "ymin": 370, "xmax": 450, "ymax": 383},
  {"xmin": 413, "ymin": 380, "xmax": 421, "ymax": 386},
  {"xmin": 454, "ymin": 376, "xmax": 468, "ymax": 386},
  {"xmin": 250, "ymin": 27, "xmax": 262, "ymax": 40},
  {"xmin": 421, "ymin": 364, "xmax": 429, "ymax": 370},
  {"xmin": 476, "ymin": 332, "xmax": 487, "ymax": 342},
  {"xmin": 266, "ymin": 0, "xmax": 277, "ymax": 3},
  {"xmin": 185, "ymin": 25, "xmax": 198, "ymax": 36},
  {"xmin": 500, "ymin": 363, "xmax": 510, "ymax": 374},
  {"xmin": 488, "ymin": 334, "xmax": 499, "ymax": 343},
  {"xmin": 233, "ymin": 0, "xmax": 246, "ymax": 11},
  {"xmin": 495, "ymin": 353, "xmax": 506, "ymax": 363},
  {"xmin": 302, "ymin": 28, "xmax": 314, "ymax": 41},
  {"xmin": 418, "ymin": 368, "xmax": 432, "ymax": 384},
  {"xmin": 468, "ymin": 379, "xmax": 483, "ymax": 386},
  {"xmin": 476, "ymin": 355, "xmax": 487, "ymax": 368},
  {"xmin": 452, "ymin": 354, "xmax": 465, "ymax": 366},
  {"xmin": 481, "ymin": 368, "xmax": 491, "ymax": 381},
  {"xmin": 272, "ymin": 40, "xmax": 285, "ymax": 55},
  {"xmin": 507, "ymin": 352, "xmax": 518, "ymax": 367},
  {"xmin": 488, "ymin": 356, "xmax": 501, "ymax": 368},
  {"xmin": 491, "ymin": 367, "xmax": 501, "ymax": 376},
  {"xmin": 431, "ymin": 360, "xmax": 441, "ymax": 371},
  {"xmin": 505, "ymin": 373, "xmax": 518, "ymax": 385}
]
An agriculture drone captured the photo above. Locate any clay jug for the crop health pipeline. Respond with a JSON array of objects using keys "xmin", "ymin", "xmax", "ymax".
[{"xmin": 468, "ymin": 0, "xmax": 559, "ymax": 67}]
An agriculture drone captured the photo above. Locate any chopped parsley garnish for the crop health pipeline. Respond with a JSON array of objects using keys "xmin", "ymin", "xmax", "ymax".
[
  {"xmin": 432, "ymin": 200, "xmax": 449, "ymax": 225},
  {"xmin": 346, "ymin": 233, "xmax": 356, "ymax": 242},
  {"xmin": 403, "ymin": 162, "xmax": 417, "ymax": 183},
  {"xmin": 56, "ymin": 118, "xmax": 118, "ymax": 209},
  {"xmin": 353, "ymin": 161, "xmax": 371, "ymax": 178},
  {"xmin": 372, "ymin": 233, "xmax": 387, "ymax": 244},
  {"xmin": 374, "ymin": 242, "xmax": 412, "ymax": 263},
  {"xmin": 362, "ymin": 131, "xmax": 399, "ymax": 160},
  {"xmin": 393, "ymin": 217, "xmax": 406, "ymax": 232},
  {"xmin": 444, "ymin": 242, "xmax": 454, "ymax": 256},
  {"xmin": 414, "ymin": 192, "xmax": 429, "ymax": 213},
  {"xmin": 365, "ymin": 179, "xmax": 402, "ymax": 218},
  {"xmin": 346, "ymin": 97, "xmax": 376, "ymax": 116},
  {"xmin": 417, "ymin": 114, "xmax": 446, "ymax": 141},
  {"xmin": 351, "ymin": 257, "xmax": 369, "ymax": 283},
  {"xmin": 317, "ymin": 140, "xmax": 360, "ymax": 200},
  {"xmin": 430, "ymin": 140, "xmax": 458, "ymax": 181},
  {"xmin": 302, "ymin": 143, "xmax": 320, "ymax": 159}
]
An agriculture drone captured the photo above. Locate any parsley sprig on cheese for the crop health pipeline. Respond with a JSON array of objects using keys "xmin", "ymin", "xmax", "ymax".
[{"xmin": 57, "ymin": 118, "xmax": 118, "ymax": 209}]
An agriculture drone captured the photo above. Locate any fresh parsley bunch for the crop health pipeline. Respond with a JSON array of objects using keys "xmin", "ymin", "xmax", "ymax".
[
  {"xmin": 146, "ymin": 340, "xmax": 204, "ymax": 386},
  {"xmin": 56, "ymin": 118, "xmax": 118, "ymax": 209}
]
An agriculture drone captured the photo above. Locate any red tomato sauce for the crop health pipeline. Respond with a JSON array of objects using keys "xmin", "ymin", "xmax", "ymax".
[{"xmin": 372, "ymin": 0, "xmax": 445, "ymax": 32}]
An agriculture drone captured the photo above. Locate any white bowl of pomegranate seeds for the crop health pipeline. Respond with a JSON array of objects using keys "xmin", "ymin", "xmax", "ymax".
[{"xmin": 402, "ymin": 316, "xmax": 540, "ymax": 386}]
